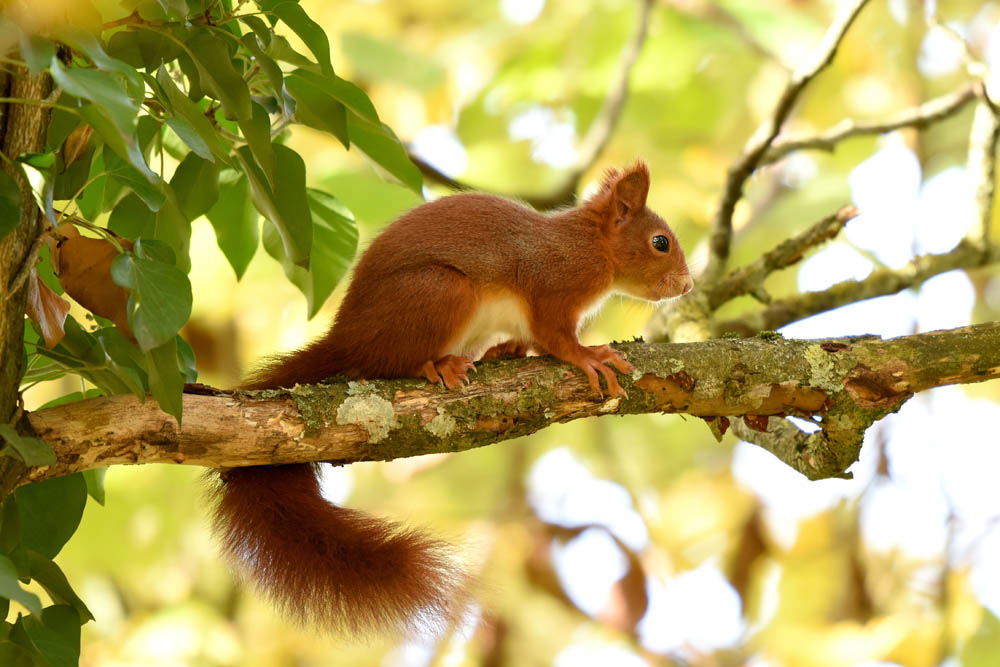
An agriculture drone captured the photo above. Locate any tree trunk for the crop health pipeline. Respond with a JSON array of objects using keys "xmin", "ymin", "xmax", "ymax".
[{"xmin": 0, "ymin": 68, "xmax": 53, "ymax": 494}]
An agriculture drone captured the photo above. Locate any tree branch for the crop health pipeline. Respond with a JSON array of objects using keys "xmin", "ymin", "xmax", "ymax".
[
  {"xmin": 20, "ymin": 322, "xmax": 1000, "ymax": 485},
  {"xmin": 707, "ymin": 204, "xmax": 859, "ymax": 310},
  {"xmin": 965, "ymin": 86, "xmax": 1000, "ymax": 245},
  {"xmin": 702, "ymin": 0, "xmax": 870, "ymax": 285},
  {"xmin": 761, "ymin": 82, "xmax": 978, "ymax": 166},
  {"xmin": 714, "ymin": 240, "xmax": 1000, "ymax": 336}
]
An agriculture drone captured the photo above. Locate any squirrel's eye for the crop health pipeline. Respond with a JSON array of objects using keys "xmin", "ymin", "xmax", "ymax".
[{"xmin": 652, "ymin": 235, "xmax": 670, "ymax": 252}]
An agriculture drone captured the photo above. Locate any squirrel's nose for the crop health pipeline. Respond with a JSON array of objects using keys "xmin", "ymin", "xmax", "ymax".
[{"xmin": 680, "ymin": 275, "xmax": 694, "ymax": 295}]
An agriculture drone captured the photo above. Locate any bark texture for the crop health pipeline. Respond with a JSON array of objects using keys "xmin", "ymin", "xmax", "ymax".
[
  {"xmin": 0, "ymin": 68, "xmax": 52, "ymax": 496},
  {"xmin": 22, "ymin": 321, "xmax": 1000, "ymax": 486}
]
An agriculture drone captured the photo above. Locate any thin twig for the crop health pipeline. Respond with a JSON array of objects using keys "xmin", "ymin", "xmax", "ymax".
[
  {"xmin": 571, "ymin": 0, "xmax": 655, "ymax": 178},
  {"xmin": 660, "ymin": 0, "xmax": 781, "ymax": 63},
  {"xmin": 701, "ymin": 0, "xmax": 871, "ymax": 285},
  {"xmin": 708, "ymin": 205, "xmax": 859, "ymax": 310},
  {"xmin": 964, "ymin": 83, "xmax": 1000, "ymax": 245},
  {"xmin": 714, "ymin": 239, "xmax": 1000, "ymax": 336},
  {"xmin": 762, "ymin": 83, "xmax": 978, "ymax": 165},
  {"xmin": 3, "ymin": 231, "xmax": 47, "ymax": 302}
]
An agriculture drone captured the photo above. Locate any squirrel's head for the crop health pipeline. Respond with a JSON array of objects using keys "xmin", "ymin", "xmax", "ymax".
[{"xmin": 586, "ymin": 161, "xmax": 693, "ymax": 302}]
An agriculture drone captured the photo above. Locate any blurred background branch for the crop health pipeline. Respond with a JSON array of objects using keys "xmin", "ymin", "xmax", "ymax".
[{"xmin": 411, "ymin": 0, "xmax": 655, "ymax": 210}]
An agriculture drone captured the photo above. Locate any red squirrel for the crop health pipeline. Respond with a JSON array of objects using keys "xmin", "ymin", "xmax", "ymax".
[{"xmin": 211, "ymin": 161, "xmax": 692, "ymax": 636}]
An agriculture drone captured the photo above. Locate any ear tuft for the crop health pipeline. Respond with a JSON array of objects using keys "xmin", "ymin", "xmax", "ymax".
[
  {"xmin": 587, "ymin": 161, "xmax": 651, "ymax": 227},
  {"xmin": 613, "ymin": 161, "xmax": 650, "ymax": 213}
]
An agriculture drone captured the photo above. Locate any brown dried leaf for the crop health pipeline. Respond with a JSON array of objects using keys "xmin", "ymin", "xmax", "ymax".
[
  {"xmin": 47, "ymin": 222, "xmax": 80, "ymax": 273},
  {"xmin": 25, "ymin": 267, "xmax": 71, "ymax": 348},
  {"xmin": 57, "ymin": 233, "xmax": 134, "ymax": 340},
  {"xmin": 62, "ymin": 124, "xmax": 93, "ymax": 169}
]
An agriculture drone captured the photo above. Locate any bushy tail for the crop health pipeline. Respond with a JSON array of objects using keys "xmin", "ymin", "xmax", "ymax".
[{"xmin": 209, "ymin": 463, "xmax": 464, "ymax": 637}]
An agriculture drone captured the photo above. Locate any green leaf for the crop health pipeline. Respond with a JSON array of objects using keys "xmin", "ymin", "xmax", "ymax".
[
  {"xmin": 93, "ymin": 327, "xmax": 148, "ymax": 399},
  {"xmin": 151, "ymin": 195, "xmax": 193, "ymax": 273},
  {"xmin": 315, "ymin": 71, "xmax": 379, "ymax": 123},
  {"xmin": 265, "ymin": 34, "xmax": 317, "ymax": 69},
  {"xmin": 11, "ymin": 474, "xmax": 88, "ymax": 559},
  {"xmin": 50, "ymin": 58, "xmax": 138, "ymax": 141},
  {"xmin": 0, "ymin": 426, "xmax": 56, "ymax": 468},
  {"xmin": 0, "ymin": 555, "xmax": 41, "ymax": 617},
  {"xmin": 156, "ymin": 0, "xmax": 190, "ymax": 18},
  {"xmin": 237, "ymin": 102, "xmax": 276, "ymax": 186},
  {"xmin": 0, "ymin": 641, "xmax": 37, "ymax": 667},
  {"xmin": 146, "ymin": 337, "xmax": 184, "ymax": 424},
  {"xmin": 106, "ymin": 28, "xmax": 183, "ymax": 71},
  {"xmin": 108, "ymin": 192, "xmax": 155, "ymax": 238},
  {"xmin": 155, "ymin": 67, "xmax": 230, "ymax": 163},
  {"xmin": 33, "ymin": 390, "xmax": 102, "ymax": 411},
  {"xmin": 169, "ymin": 152, "xmax": 219, "ymax": 220},
  {"xmin": 235, "ymin": 144, "xmax": 311, "ymax": 267},
  {"xmin": 81, "ymin": 469, "xmax": 106, "ymax": 506},
  {"xmin": 76, "ymin": 152, "xmax": 107, "ymax": 220},
  {"xmin": 103, "ymin": 150, "xmax": 165, "ymax": 212},
  {"xmin": 205, "ymin": 170, "xmax": 259, "ymax": 279},
  {"xmin": 27, "ymin": 554, "xmax": 93, "ymax": 623},
  {"xmin": 285, "ymin": 71, "xmax": 348, "ymax": 149},
  {"xmin": 240, "ymin": 33, "xmax": 284, "ymax": 109},
  {"xmin": 263, "ymin": 188, "xmax": 357, "ymax": 317},
  {"xmin": 111, "ymin": 240, "xmax": 193, "ymax": 351},
  {"xmin": 16, "ymin": 156, "xmax": 55, "ymax": 227},
  {"xmin": 19, "ymin": 35, "xmax": 54, "ymax": 75},
  {"xmin": 18, "ymin": 154, "xmax": 55, "ymax": 170},
  {"xmin": 0, "ymin": 171, "xmax": 20, "ymax": 241},
  {"xmin": 185, "ymin": 27, "xmax": 252, "ymax": 121},
  {"xmin": 34, "ymin": 245, "xmax": 61, "ymax": 296},
  {"xmin": 36, "ymin": 318, "xmax": 134, "ymax": 397},
  {"xmin": 176, "ymin": 50, "xmax": 203, "ymax": 101},
  {"xmin": 270, "ymin": 1, "xmax": 333, "ymax": 76},
  {"xmin": 52, "ymin": 142, "xmax": 96, "ymax": 202},
  {"xmin": 77, "ymin": 104, "xmax": 157, "ymax": 182},
  {"xmin": 0, "ymin": 497, "xmax": 21, "ymax": 555},
  {"xmin": 45, "ymin": 107, "xmax": 82, "ymax": 153},
  {"xmin": 162, "ymin": 117, "xmax": 213, "ymax": 162},
  {"xmin": 239, "ymin": 15, "xmax": 272, "ymax": 48},
  {"xmin": 347, "ymin": 114, "xmax": 422, "ymax": 193},
  {"xmin": 6, "ymin": 619, "xmax": 44, "ymax": 666},
  {"xmin": 177, "ymin": 336, "xmax": 197, "ymax": 383},
  {"xmin": 20, "ymin": 606, "xmax": 80, "ymax": 667},
  {"xmin": 54, "ymin": 27, "xmax": 144, "ymax": 93}
]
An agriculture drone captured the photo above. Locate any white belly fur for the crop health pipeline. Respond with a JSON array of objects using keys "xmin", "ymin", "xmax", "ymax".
[
  {"xmin": 446, "ymin": 290, "xmax": 612, "ymax": 359},
  {"xmin": 446, "ymin": 292, "xmax": 533, "ymax": 359}
]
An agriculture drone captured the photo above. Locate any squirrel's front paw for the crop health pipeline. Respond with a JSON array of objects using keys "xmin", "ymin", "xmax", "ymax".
[{"xmin": 420, "ymin": 355, "xmax": 476, "ymax": 389}]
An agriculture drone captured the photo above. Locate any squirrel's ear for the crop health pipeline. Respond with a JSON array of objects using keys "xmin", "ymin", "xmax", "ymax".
[
  {"xmin": 587, "ymin": 161, "xmax": 651, "ymax": 231},
  {"xmin": 611, "ymin": 162, "xmax": 650, "ymax": 217}
]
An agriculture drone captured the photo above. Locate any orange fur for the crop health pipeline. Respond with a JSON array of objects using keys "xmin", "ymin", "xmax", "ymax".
[{"xmin": 211, "ymin": 161, "xmax": 692, "ymax": 636}]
